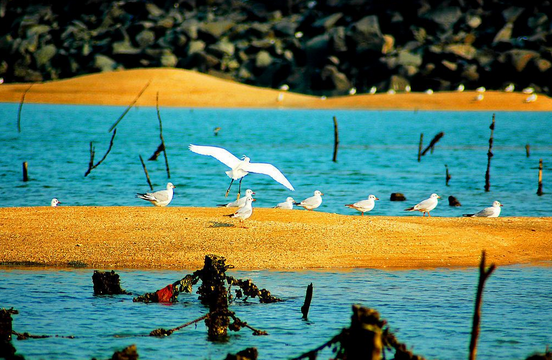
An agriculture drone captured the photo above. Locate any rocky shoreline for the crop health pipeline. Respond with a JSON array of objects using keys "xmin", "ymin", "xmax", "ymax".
[{"xmin": 1, "ymin": 1, "xmax": 551, "ymax": 97}]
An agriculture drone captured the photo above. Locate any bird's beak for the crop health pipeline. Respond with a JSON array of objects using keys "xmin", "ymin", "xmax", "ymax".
[
  {"xmin": 252, "ymin": 192, "xmax": 256, "ymax": 195},
  {"xmin": 375, "ymin": 198, "xmax": 379, "ymax": 201},
  {"xmin": 437, "ymin": 196, "xmax": 441, "ymax": 199},
  {"xmin": 252, "ymin": 199, "xmax": 257, "ymax": 202},
  {"xmin": 321, "ymin": 192, "xmax": 324, "ymax": 196},
  {"xmin": 500, "ymin": 204, "xmax": 503, "ymax": 207}
]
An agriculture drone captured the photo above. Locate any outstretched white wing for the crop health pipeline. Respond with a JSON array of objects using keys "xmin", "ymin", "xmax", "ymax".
[
  {"xmin": 244, "ymin": 162, "xmax": 295, "ymax": 191},
  {"xmin": 189, "ymin": 144, "xmax": 241, "ymax": 169}
]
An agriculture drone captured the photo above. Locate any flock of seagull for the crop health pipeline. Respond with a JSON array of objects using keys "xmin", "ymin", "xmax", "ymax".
[{"xmin": 50, "ymin": 144, "xmax": 504, "ymax": 220}]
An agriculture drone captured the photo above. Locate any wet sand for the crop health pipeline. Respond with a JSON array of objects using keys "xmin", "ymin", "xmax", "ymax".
[{"xmin": 0, "ymin": 68, "xmax": 551, "ymax": 271}]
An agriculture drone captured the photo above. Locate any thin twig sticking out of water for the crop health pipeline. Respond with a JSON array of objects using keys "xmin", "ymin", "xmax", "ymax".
[
  {"xmin": 84, "ymin": 130, "xmax": 117, "ymax": 177},
  {"xmin": 154, "ymin": 92, "xmax": 170, "ymax": 178},
  {"xmin": 468, "ymin": 250, "xmax": 496, "ymax": 360},
  {"xmin": 139, "ymin": 155, "xmax": 154, "ymax": 191},
  {"xmin": 17, "ymin": 83, "xmax": 33, "ymax": 133},
  {"xmin": 108, "ymin": 80, "xmax": 151, "ymax": 133}
]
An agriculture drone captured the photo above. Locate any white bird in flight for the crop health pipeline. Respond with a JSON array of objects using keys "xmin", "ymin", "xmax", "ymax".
[
  {"xmin": 295, "ymin": 190, "xmax": 323, "ymax": 211},
  {"xmin": 405, "ymin": 193, "xmax": 440, "ymax": 217},
  {"xmin": 218, "ymin": 189, "xmax": 255, "ymax": 208},
  {"xmin": 189, "ymin": 144, "xmax": 294, "ymax": 198},
  {"xmin": 51, "ymin": 198, "xmax": 61, "ymax": 207},
  {"xmin": 275, "ymin": 197, "xmax": 295, "ymax": 210},
  {"xmin": 345, "ymin": 194, "xmax": 379, "ymax": 216},
  {"xmin": 463, "ymin": 201, "xmax": 503, "ymax": 217},
  {"xmin": 225, "ymin": 195, "xmax": 255, "ymax": 222},
  {"xmin": 136, "ymin": 182, "xmax": 175, "ymax": 207}
]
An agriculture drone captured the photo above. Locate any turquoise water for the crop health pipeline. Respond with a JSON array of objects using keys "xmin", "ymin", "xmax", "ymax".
[
  {"xmin": 0, "ymin": 266, "xmax": 551, "ymax": 359},
  {"xmin": 0, "ymin": 104, "xmax": 551, "ymax": 216}
]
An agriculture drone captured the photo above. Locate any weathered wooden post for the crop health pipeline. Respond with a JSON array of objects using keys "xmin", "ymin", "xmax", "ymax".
[
  {"xmin": 301, "ymin": 283, "xmax": 313, "ymax": 319},
  {"xmin": 445, "ymin": 164, "xmax": 451, "ymax": 186},
  {"xmin": 418, "ymin": 133, "xmax": 423, "ymax": 162},
  {"xmin": 22, "ymin": 162, "xmax": 28, "ymax": 182},
  {"xmin": 468, "ymin": 251, "xmax": 496, "ymax": 360},
  {"xmin": 525, "ymin": 144, "xmax": 530, "ymax": 157},
  {"xmin": 537, "ymin": 159, "xmax": 544, "ymax": 196},
  {"xmin": 332, "ymin": 116, "xmax": 339, "ymax": 162},
  {"xmin": 484, "ymin": 114, "xmax": 495, "ymax": 192}
]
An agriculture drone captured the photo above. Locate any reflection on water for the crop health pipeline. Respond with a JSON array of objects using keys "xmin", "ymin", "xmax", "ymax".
[
  {"xmin": 0, "ymin": 266, "xmax": 551, "ymax": 359},
  {"xmin": 0, "ymin": 104, "xmax": 551, "ymax": 216}
]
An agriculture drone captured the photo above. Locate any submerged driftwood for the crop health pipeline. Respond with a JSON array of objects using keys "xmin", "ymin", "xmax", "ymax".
[
  {"xmin": 292, "ymin": 304, "xmax": 425, "ymax": 360},
  {"xmin": 135, "ymin": 254, "xmax": 276, "ymax": 339}
]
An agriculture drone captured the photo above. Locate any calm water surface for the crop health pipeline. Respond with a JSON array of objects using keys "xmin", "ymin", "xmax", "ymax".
[
  {"xmin": 0, "ymin": 104, "xmax": 551, "ymax": 216},
  {"xmin": 0, "ymin": 266, "xmax": 551, "ymax": 359}
]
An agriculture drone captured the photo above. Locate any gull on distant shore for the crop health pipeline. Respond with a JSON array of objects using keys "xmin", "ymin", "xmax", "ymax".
[
  {"xmin": 425, "ymin": 89, "xmax": 433, "ymax": 95},
  {"xmin": 136, "ymin": 182, "xmax": 175, "ymax": 207},
  {"xmin": 525, "ymin": 94, "xmax": 537, "ymax": 103},
  {"xmin": 189, "ymin": 144, "xmax": 294, "ymax": 199},
  {"xmin": 275, "ymin": 197, "xmax": 295, "ymax": 209},
  {"xmin": 295, "ymin": 190, "xmax": 323, "ymax": 210},
  {"xmin": 405, "ymin": 193, "xmax": 440, "ymax": 217},
  {"xmin": 522, "ymin": 87, "xmax": 535, "ymax": 94},
  {"xmin": 345, "ymin": 194, "xmax": 379, "ymax": 216},
  {"xmin": 476, "ymin": 86, "xmax": 486, "ymax": 93},
  {"xmin": 504, "ymin": 83, "xmax": 515, "ymax": 92},
  {"xmin": 51, "ymin": 198, "xmax": 61, "ymax": 207},
  {"xmin": 456, "ymin": 84, "xmax": 465, "ymax": 92},
  {"xmin": 218, "ymin": 189, "xmax": 255, "ymax": 208},
  {"xmin": 463, "ymin": 201, "xmax": 503, "ymax": 217},
  {"xmin": 474, "ymin": 93, "xmax": 484, "ymax": 102}
]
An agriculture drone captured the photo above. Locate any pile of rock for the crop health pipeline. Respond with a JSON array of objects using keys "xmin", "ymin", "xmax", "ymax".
[{"xmin": 0, "ymin": 0, "xmax": 551, "ymax": 96}]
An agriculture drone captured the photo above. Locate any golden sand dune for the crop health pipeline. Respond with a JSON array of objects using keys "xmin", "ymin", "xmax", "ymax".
[
  {"xmin": 1, "ymin": 68, "xmax": 551, "ymax": 111},
  {"xmin": 0, "ymin": 207, "xmax": 550, "ymax": 270}
]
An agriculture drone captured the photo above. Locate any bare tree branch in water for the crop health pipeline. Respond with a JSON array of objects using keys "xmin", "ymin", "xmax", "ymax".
[{"xmin": 84, "ymin": 129, "xmax": 117, "ymax": 177}]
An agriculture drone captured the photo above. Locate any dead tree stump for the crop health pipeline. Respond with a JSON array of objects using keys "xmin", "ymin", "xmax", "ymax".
[
  {"xmin": 92, "ymin": 270, "xmax": 128, "ymax": 295},
  {"xmin": 0, "ymin": 309, "xmax": 17, "ymax": 342}
]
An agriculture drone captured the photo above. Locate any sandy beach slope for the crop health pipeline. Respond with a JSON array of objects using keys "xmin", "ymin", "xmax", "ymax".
[
  {"xmin": 1, "ymin": 68, "xmax": 552, "ymax": 111},
  {"xmin": 1, "ymin": 207, "xmax": 550, "ymax": 270}
]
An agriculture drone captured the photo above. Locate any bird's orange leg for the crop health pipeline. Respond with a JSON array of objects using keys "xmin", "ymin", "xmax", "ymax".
[{"xmin": 225, "ymin": 179, "xmax": 234, "ymax": 197}]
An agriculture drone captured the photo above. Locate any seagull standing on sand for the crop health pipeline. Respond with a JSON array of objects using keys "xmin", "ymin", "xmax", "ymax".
[
  {"xmin": 218, "ymin": 189, "xmax": 255, "ymax": 208},
  {"xmin": 275, "ymin": 197, "xmax": 295, "ymax": 209},
  {"xmin": 225, "ymin": 195, "xmax": 255, "ymax": 221},
  {"xmin": 51, "ymin": 198, "xmax": 61, "ymax": 207},
  {"xmin": 345, "ymin": 194, "xmax": 379, "ymax": 216},
  {"xmin": 136, "ymin": 182, "xmax": 175, "ymax": 207},
  {"xmin": 189, "ymin": 144, "xmax": 294, "ymax": 199},
  {"xmin": 405, "ymin": 193, "xmax": 440, "ymax": 217},
  {"xmin": 463, "ymin": 201, "xmax": 503, "ymax": 217},
  {"xmin": 295, "ymin": 190, "xmax": 323, "ymax": 211}
]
